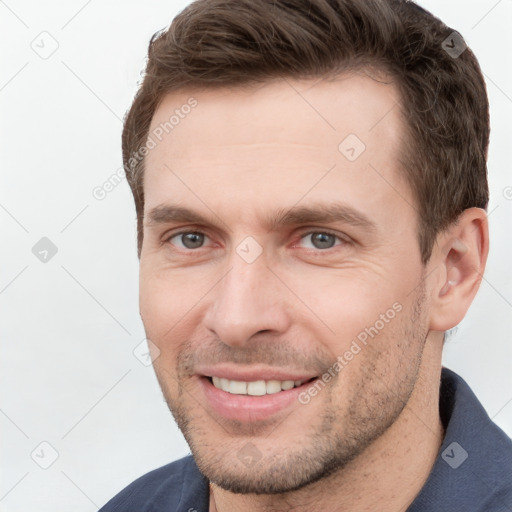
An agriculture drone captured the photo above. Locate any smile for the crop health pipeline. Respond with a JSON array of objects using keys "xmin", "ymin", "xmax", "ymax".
[
  {"xmin": 209, "ymin": 376, "xmax": 310, "ymax": 396},
  {"xmin": 199, "ymin": 372, "xmax": 319, "ymax": 422}
]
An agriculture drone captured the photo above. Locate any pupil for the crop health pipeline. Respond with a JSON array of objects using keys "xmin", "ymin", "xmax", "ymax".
[
  {"xmin": 183, "ymin": 233, "xmax": 204, "ymax": 249},
  {"xmin": 313, "ymin": 233, "xmax": 335, "ymax": 249}
]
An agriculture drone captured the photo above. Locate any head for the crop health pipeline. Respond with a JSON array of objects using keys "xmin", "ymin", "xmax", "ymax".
[{"xmin": 125, "ymin": 0, "xmax": 490, "ymax": 495}]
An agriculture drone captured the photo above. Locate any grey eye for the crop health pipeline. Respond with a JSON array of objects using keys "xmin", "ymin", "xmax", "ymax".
[
  {"xmin": 177, "ymin": 232, "xmax": 205, "ymax": 249},
  {"xmin": 306, "ymin": 233, "xmax": 338, "ymax": 250}
]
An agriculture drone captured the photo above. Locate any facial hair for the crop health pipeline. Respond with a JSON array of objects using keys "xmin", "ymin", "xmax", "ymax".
[{"xmin": 152, "ymin": 282, "xmax": 429, "ymax": 495}]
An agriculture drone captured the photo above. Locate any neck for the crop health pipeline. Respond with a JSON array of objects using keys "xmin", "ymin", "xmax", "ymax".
[{"xmin": 210, "ymin": 336, "xmax": 445, "ymax": 512}]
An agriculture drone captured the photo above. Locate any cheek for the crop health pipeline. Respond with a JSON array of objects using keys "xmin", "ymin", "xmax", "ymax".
[
  {"xmin": 139, "ymin": 263, "xmax": 210, "ymax": 333},
  {"xmin": 139, "ymin": 268, "xmax": 191, "ymax": 368},
  {"xmin": 286, "ymin": 270, "xmax": 406, "ymax": 352}
]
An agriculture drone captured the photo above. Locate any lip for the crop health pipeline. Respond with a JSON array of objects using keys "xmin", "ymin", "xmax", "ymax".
[
  {"xmin": 198, "ymin": 373, "xmax": 318, "ymax": 422},
  {"xmin": 196, "ymin": 363, "xmax": 316, "ymax": 383}
]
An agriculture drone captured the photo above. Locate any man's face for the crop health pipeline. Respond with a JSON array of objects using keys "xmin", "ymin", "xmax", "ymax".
[{"xmin": 139, "ymin": 74, "xmax": 432, "ymax": 493}]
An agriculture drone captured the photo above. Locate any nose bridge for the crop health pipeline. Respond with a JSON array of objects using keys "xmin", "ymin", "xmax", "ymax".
[{"xmin": 204, "ymin": 247, "xmax": 289, "ymax": 347}]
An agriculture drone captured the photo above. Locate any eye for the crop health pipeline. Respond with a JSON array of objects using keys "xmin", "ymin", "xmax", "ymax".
[
  {"xmin": 164, "ymin": 229, "xmax": 347, "ymax": 253},
  {"xmin": 167, "ymin": 231, "xmax": 210, "ymax": 250},
  {"xmin": 297, "ymin": 231, "xmax": 345, "ymax": 250}
]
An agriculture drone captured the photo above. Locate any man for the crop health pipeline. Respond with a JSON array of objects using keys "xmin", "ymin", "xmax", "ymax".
[{"xmin": 100, "ymin": 0, "xmax": 512, "ymax": 510}]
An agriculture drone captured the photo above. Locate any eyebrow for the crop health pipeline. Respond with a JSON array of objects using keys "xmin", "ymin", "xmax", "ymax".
[
  {"xmin": 145, "ymin": 202, "xmax": 377, "ymax": 233},
  {"xmin": 267, "ymin": 203, "xmax": 376, "ymax": 232}
]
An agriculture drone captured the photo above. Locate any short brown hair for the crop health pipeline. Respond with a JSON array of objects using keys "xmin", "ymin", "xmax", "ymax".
[{"xmin": 123, "ymin": 0, "xmax": 489, "ymax": 262}]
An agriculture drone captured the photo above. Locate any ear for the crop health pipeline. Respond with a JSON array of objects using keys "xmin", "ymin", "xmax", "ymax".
[{"xmin": 428, "ymin": 208, "xmax": 489, "ymax": 332}]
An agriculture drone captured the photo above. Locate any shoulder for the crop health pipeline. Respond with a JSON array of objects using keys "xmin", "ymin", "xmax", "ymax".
[
  {"xmin": 409, "ymin": 367, "xmax": 512, "ymax": 511},
  {"xmin": 98, "ymin": 455, "xmax": 209, "ymax": 512}
]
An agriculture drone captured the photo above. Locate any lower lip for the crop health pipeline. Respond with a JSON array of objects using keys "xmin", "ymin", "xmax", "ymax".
[{"xmin": 199, "ymin": 377, "xmax": 316, "ymax": 422}]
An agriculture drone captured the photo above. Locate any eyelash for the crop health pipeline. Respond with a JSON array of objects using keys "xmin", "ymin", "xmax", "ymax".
[{"xmin": 163, "ymin": 228, "xmax": 348, "ymax": 253}]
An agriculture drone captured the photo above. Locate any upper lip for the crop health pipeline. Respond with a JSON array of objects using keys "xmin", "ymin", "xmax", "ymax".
[{"xmin": 196, "ymin": 364, "xmax": 317, "ymax": 382}]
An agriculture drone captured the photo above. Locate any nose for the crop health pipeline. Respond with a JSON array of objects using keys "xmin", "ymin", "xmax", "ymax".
[{"xmin": 202, "ymin": 251, "xmax": 291, "ymax": 348}]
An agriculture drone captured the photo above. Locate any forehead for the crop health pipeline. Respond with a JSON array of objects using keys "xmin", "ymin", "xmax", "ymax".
[
  {"xmin": 143, "ymin": 73, "xmax": 413, "ymax": 229},
  {"xmin": 148, "ymin": 72, "xmax": 404, "ymax": 152}
]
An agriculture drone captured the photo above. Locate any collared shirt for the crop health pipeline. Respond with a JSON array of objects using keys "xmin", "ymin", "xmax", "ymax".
[{"xmin": 99, "ymin": 367, "xmax": 512, "ymax": 511}]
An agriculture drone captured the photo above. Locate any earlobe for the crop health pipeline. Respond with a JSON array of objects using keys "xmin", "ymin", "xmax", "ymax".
[{"xmin": 429, "ymin": 208, "xmax": 489, "ymax": 331}]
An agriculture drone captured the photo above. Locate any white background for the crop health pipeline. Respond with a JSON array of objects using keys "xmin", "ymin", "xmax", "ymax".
[{"xmin": 1, "ymin": 1, "xmax": 511, "ymax": 510}]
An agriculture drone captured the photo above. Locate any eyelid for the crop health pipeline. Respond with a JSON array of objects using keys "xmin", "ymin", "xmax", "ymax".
[
  {"xmin": 164, "ymin": 227, "xmax": 350, "ymax": 252},
  {"xmin": 292, "ymin": 228, "xmax": 349, "ymax": 249},
  {"xmin": 164, "ymin": 229, "xmax": 214, "ymax": 249}
]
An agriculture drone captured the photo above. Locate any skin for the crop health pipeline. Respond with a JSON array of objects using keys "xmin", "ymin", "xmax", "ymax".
[{"xmin": 139, "ymin": 73, "xmax": 489, "ymax": 512}]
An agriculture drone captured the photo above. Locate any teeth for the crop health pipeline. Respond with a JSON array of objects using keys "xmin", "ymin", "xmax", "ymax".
[
  {"xmin": 220, "ymin": 378, "xmax": 230, "ymax": 392},
  {"xmin": 247, "ymin": 380, "xmax": 266, "ymax": 396},
  {"xmin": 281, "ymin": 380, "xmax": 294, "ymax": 390},
  {"xmin": 230, "ymin": 380, "xmax": 247, "ymax": 394},
  {"xmin": 210, "ymin": 377, "xmax": 307, "ymax": 395},
  {"xmin": 266, "ymin": 380, "xmax": 282, "ymax": 394}
]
